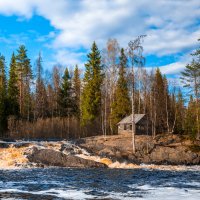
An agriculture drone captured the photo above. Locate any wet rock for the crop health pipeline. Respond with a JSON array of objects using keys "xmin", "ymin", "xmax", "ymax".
[
  {"xmin": 1, "ymin": 138, "xmax": 16, "ymax": 142},
  {"xmin": 149, "ymin": 146, "xmax": 200, "ymax": 165},
  {"xmin": 0, "ymin": 142, "xmax": 10, "ymax": 148},
  {"xmin": 99, "ymin": 147, "xmax": 115, "ymax": 157},
  {"xmin": 27, "ymin": 147, "xmax": 107, "ymax": 168},
  {"xmin": 12, "ymin": 142, "xmax": 32, "ymax": 148},
  {"xmin": 60, "ymin": 143, "xmax": 83, "ymax": 155}
]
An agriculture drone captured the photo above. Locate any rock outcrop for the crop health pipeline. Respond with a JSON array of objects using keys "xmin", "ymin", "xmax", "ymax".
[
  {"xmin": 27, "ymin": 147, "xmax": 107, "ymax": 168},
  {"xmin": 77, "ymin": 134, "xmax": 200, "ymax": 165}
]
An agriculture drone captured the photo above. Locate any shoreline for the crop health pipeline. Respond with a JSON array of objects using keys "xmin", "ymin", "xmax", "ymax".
[
  {"xmin": 1, "ymin": 164, "xmax": 200, "ymax": 171},
  {"xmin": 0, "ymin": 134, "xmax": 200, "ymax": 170}
]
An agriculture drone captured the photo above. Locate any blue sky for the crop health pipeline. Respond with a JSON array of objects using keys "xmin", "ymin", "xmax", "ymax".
[{"xmin": 0, "ymin": 0, "xmax": 200, "ymax": 83}]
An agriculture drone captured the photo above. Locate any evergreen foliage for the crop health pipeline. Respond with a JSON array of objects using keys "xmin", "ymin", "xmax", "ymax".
[
  {"xmin": 153, "ymin": 68, "xmax": 166, "ymax": 132},
  {"xmin": 174, "ymin": 89, "xmax": 185, "ymax": 134},
  {"xmin": 16, "ymin": 45, "xmax": 32, "ymax": 119},
  {"xmin": 59, "ymin": 67, "xmax": 74, "ymax": 117},
  {"xmin": 73, "ymin": 65, "xmax": 81, "ymax": 118},
  {"xmin": 181, "ymin": 60, "xmax": 200, "ymax": 97},
  {"xmin": 111, "ymin": 48, "xmax": 131, "ymax": 131},
  {"xmin": 81, "ymin": 42, "xmax": 103, "ymax": 126},
  {"xmin": 181, "ymin": 40, "xmax": 200, "ymax": 139},
  {"xmin": 0, "ymin": 39, "xmax": 199, "ymax": 140},
  {"xmin": 35, "ymin": 53, "xmax": 48, "ymax": 118},
  {"xmin": 184, "ymin": 96, "xmax": 197, "ymax": 139},
  {"xmin": 8, "ymin": 53, "xmax": 19, "ymax": 117},
  {"xmin": 0, "ymin": 54, "xmax": 8, "ymax": 136}
]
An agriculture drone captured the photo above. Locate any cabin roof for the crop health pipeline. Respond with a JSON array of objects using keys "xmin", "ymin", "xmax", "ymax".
[{"xmin": 117, "ymin": 114, "xmax": 145, "ymax": 125}]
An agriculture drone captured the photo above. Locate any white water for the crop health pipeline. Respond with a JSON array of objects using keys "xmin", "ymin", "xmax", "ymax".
[
  {"xmin": 0, "ymin": 184, "xmax": 199, "ymax": 200},
  {"xmin": 0, "ymin": 140, "xmax": 200, "ymax": 171}
]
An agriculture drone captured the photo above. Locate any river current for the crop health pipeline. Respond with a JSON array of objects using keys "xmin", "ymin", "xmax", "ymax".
[{"xmin": 0, "ymin": 168, "xmax": 200, "ymax": 200}]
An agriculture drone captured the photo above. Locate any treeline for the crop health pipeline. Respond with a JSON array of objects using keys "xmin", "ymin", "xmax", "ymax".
[{"xmin": 0, "ymin": 38, "xmax": 199, "ymax": 140}]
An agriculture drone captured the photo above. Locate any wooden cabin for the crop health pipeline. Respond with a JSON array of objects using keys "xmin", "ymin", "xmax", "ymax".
[{"xmin": 117, "ymin": 114, "xmax": 151, "ymax": 135}]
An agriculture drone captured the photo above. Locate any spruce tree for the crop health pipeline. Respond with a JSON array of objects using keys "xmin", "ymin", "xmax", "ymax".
[
  {"xmin": 81, "ymin": 42, "xmax": 103, "ymax": 126},
  {"xmin": 52, "ymin": 66, "xmax": 61, "ymax": 117},
  {"xmin": 16, "ymin": 45, "xmax": 32, "ymax": 120},
  {"xmin": 181, "ymin": 39, "xmax": 200, "ymax": 139},
  {"xmin": 0, "ymin": 54, "xmax": 7, "ymax": 137},
  {"xmin": 8, "ymin": 53, "xmax": 19, "ymax": 117},
  {"xmin": 175, "ymin": 89, "xmax": 185, "ymax": 134},
  {"xmin": 73, "ymin": 65, "xmax": 81, "ymax": 118},
  {"xmin": 111, "ymin": 48, "xmax": 131, "ymax": 131},
  {"xmin": 153, "ymin": 68, "xmax": 167, "ymax": 133},
  {"xmin": 184, "ymin": 96, "xmax": 197, "ymax": 139},
  {"xmin": 59, "ymin": 67, "xmax": 74, "ymax": 117},
  {"xmin": 35, "ymin": 52, "xmax": 48, "ymax": 118}
]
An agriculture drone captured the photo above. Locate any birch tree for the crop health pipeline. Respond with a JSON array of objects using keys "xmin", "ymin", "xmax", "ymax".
[{"xmin": 127, "ymin": 35, "xmax": 146, "ymax": 153}]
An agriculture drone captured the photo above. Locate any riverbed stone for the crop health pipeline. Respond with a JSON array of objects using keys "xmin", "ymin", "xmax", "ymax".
[
  {"xmin": 27, "ymin": 147, "xmax": 107, "ymax": 168},
  {"xmin": 77, "ymin": 134, "xmax": 200, "ymax": 165}
]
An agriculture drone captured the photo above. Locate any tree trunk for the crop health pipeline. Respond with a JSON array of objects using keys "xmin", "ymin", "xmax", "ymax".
[
  {"xmin": 196, "ymin": 98, "xmax": 200, "ymax": 140},
  {"xmin": 132, "ymin": 90, "xmax": 136, "ymax": 154}
]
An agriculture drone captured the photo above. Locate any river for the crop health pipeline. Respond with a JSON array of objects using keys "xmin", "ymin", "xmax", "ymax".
[{"xmin": 0, "ymin": 168, "xmax": 200, "ymax": 199}]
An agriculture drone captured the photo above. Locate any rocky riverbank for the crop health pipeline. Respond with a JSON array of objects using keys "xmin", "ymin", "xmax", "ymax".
[
  {"xmin": 0, "ymin": 141, "xmax": 107, "ymax": 169},
  {"xmin": 77, "ymin": 133, "xmax": 200, "ymax": 165},
  {"xmin": 0, "ymin": 133, "xmax": 200, "ymax": 169}
]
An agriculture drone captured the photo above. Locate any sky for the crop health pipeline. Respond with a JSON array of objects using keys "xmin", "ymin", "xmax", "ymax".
[{"xmin": 0, "ymin": 0, "xmax": 200, "ymax": 83}]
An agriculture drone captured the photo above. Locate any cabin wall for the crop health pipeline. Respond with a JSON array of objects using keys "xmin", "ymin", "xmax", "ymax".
[
  {"xmin": 118, "ymin": 124, "xmax": 132, "ymax": 134},
  {"xmin": 118, "ymin": 117, "xmax": 152, "ymax": 135}
]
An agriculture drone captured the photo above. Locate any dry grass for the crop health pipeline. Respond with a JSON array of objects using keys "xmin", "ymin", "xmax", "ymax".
[{"xmin": 9, "ymin": 117, "xmax": 81, "ymax": 139}]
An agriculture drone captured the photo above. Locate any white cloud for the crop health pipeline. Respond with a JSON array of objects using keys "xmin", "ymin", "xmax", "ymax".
[
  {"xmin": 0, "ymin": 0, "xmax": 35, "ymax": 18},
  {"xmin": 0, "ymin": 0, "xmax": 200, "ymax": 66},
  {"xmin": 159, "ymin": 61, "xmax": 187, "ymax": 75},
  {"xmin": 144, "ymin": 28, "xmax": 200, "ymax": 56},
  {"xmin": 54, "ymin": 49, "xmax": 85, "ymax": 69}
]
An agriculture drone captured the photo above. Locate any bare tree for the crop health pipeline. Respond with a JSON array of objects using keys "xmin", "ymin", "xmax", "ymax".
[
  {"xmin": 127, "ymin": 35, "xmax": 146, "ymax": 153},
  {"xmin": 102, "ymin": 39, "xmax": 120, "ymax": 134}
]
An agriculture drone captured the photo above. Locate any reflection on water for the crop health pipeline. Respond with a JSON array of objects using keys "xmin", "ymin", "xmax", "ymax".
[{"xmin": 0, "ymin": 168, "xmax": 200, "ymax": 200}]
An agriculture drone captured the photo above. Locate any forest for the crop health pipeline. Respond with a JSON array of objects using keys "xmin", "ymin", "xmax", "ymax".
[{"xmin": 0, "ymin": 37, "xmax": 199, "ymax": 140}]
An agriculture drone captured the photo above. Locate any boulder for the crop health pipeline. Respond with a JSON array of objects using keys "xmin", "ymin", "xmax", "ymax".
[
  {"xmin": 60, "ymin": 143, "xmax": 83, "ymax": 155},
  {"xmin": 12, "ymin": 142, "xmax": 32, "ymax": 148},
  {"xmin": 98, "ymin": 147, "xmax": 115, "ymax": 157},
  {"xmin": 0, "ymin": 142, "xmax": 10, "ymax": 148},
  {"xmin": 149, "ymin": 146, "xmax": 200, "ymax": 164},
  {"xmin": 27, "ymin": 147, "xmax": 107, "ymax": 168}
]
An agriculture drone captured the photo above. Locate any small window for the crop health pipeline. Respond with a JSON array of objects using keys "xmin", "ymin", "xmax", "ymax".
[
  {"xmin": 124, "ymin": 125, "xmax": 127, "ymax": 130},
  {"xmin": 130, "ymin": 125, "xmax": 132, "ymax": 130}
]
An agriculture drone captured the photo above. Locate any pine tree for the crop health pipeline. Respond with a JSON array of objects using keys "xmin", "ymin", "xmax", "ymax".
[
  {"xmin": 52, "ymin": 66, "xmax": 61, "ymax": 117},
  {"xmin": 8, "ymin": 53, "xmax": 19, "ymax": 117},
  {"xmin": 81, "ymin": 42, "xmax": 103, "ymax": 126},
  {"xmin": 73, "ymin": 65, "xmax": 81, "ymax": 118},
  {"xmin": 184, "ymin": 96, "xmax": 197, "ymax": 139},
  {"xmin": 59, "ymin": 67, "xmax": 74, "ymax": 117},
  {"xmin": 152, "ymin": 68, "xmax": 166, "ymax": 133},
  {"xmin": 181, "ymin": 39, "xmax": 200, "ymax": 139},
  {"xmin": 16, "ymin": 45, "xmax": 32, "ymax": 120},
  {"xmin": 0, "ymin": 54, "xmax": 7, "ymax": 137},
  {"xmin": 35, "ymin": 52, "xmax": 48, "ymax": 118},
  {"xmin": 111, "ymin": 48, "xmax": 131, "ymax": 131},
  {"xmin": 175, "ymin": 89, "xmax": 185, "ymax": 134}
]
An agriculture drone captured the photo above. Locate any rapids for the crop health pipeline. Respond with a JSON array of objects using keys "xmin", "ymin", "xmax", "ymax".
[
  {"xmin": 0, "ymin": 168, "xmax": 200, "ymax": 199},
  {"xmin": 0, "ymin": 140, "xmax": 200, "ymax": 171}
]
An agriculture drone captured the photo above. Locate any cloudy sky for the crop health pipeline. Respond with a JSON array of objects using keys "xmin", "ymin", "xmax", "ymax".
[{"xmin": 0, "ymin": 0, "xmax": 199, "ymax": 79}]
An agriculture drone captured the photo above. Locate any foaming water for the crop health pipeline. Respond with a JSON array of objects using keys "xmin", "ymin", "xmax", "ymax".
[
  {"xmin": 77, "ymin": 153, "xmax": 200, "ymax": 171},
  {"xmin": 1, "ymin": 141, "xmax": 200, "ymax": 172},
  {"xmin": 0, "ymin": 147, "xmax": 28, "ymax": 169},
  {"xmin": 0, "ymin": 168, "xmax": 200, "ymax": 200}
]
